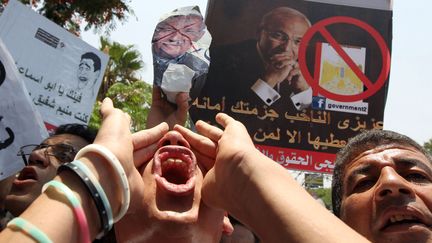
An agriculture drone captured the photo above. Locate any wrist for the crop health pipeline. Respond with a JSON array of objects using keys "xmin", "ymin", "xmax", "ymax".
[
  {"xmin": 55, "ymin": 171, "xmax": 100, "ymax": 240},
  {"xmin": 261, "ymin": 75, "xmax": 279, "ymax": 88},
  {"xmin": 223, "ymin": 148, "xmax": 264, "ymax": 214}
]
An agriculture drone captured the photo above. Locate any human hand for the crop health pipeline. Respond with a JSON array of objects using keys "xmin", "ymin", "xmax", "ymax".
[
  {"xmin": 146, "ymin": 86, "xmax": 189, "ymax": 129},
  {"xmin": 262, "ymin": 52, "xmax": 297, "ymax": 88},
  {"xmin": 191, "ymin": 114, "xmax": 262, "ymax": 212},
  {"xmin": 127, "ymin": 122, "xmax": 169, "ymax": 213},
  {"xmin": 173, "ymin": 123, "xmax": 221, "ymax": 172},
  {"xmin": 75, "ymin": 97, "xmax": 135, "ymax": 219},
  {"xmin": 95, "ymin": 97, "xmax": 133, "ymax": 172},
  {"xmin": 287, "ymin": 62, "xmax": 310, "ymax": 94}
]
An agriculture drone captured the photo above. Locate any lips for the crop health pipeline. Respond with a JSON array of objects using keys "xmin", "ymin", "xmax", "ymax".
[
  {"xmin": 153, "ymin": 145, "xmax": 196, "ymax": 196},
  {"xmin": 379, "ymin": 208, "xmax": 431, "ymax": 232},
  {"xmin": 162, "ymin": 40, "xmax": 186, "ymax": 46},
  {"xmin": 13, "ymin": 166, "xmax": 38, "ymax": 186}
]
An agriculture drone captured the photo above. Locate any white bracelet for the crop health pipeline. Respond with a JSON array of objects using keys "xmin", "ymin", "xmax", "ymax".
[{"xmin": 74, "ymin": 144, "xmax": 130, "ymax": 222}]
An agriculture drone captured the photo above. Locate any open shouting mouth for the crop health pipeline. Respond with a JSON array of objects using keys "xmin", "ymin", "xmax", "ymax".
[{"xmin": 153, "ymin": 141, "xmax": 197, "ymax": 196}]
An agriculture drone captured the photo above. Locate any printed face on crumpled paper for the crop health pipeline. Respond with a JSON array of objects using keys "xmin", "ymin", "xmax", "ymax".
[{"xmin": 152, "ymin": 6, "xmax": 211, "ymax": 104}]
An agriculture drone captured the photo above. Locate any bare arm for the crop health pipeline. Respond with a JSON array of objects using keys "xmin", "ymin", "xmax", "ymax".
[
  {"xmin": 177, "ymin": 113, "xmax": 369, "ymax": 243},
  {"xmin": 0, "ymin": 98, "xmax": 168, "ymax": 243}
]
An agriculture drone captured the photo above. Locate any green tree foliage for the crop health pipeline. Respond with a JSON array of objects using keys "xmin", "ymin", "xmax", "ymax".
[
  {"xmin": 308, "ymin": 188, "xmax": 332, "ymax": 210},
  {"xmin": 89, "ymin": 37, "xmax": 150, "ymax": 132},
  {"xmin": 98, "ymin": 36, "xmax": 144, "ymax": 100},
  {"xmin": 89, "ymin": 81, "xmax": 152, "ymax": 132},
  {"xmin": 0, "ymin": 0, "xmax": 132, "ymax": 35},
  {"xmin": 424, "ymin": 138, "xmax": 432, "ymax": 155}
]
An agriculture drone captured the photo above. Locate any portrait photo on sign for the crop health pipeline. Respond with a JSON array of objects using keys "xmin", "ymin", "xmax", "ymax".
[
  {"xmin": 151, "ymin": 5, "xmax": 211, "ymax": 104},
  {"xmin": 76, "ymin": 52, "xmax": 101, "ymax": 97},
  {"xmin": 191, "ymin": 0, "xmax": 392, "ymax": 174}
]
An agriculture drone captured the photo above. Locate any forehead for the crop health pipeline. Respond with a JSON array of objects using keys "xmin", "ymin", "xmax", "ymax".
[
  {"xmin": 265, "ymin": 15, "xmax": 309, "ymax": 31},
  {"xmin": 343, "ymin": 145, "xmax": 432, "ymax": 179},
  {"xmin": 159, "ymin": 15, "xmax": 202, "ymax": 28},
  {"xmin": 43, "ymin": 134, "xmax": 89, "ymax": 149},
  {"xmin": 80, "ymin": 58, "xmax": 94, "ymax": 67}
]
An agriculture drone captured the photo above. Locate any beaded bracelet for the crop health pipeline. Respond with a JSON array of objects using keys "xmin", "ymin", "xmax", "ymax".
[
  {"xmin": 7, "ymin": 217, "xmax": 53, "ymax": 243},
  {"xmin": 74, "ymin": 144, "xmax": 130, "ymax": 222},
  {"xmin": 58, "ymin": 161, "xmax": 113, "ymax": 239},
  {"xmin": 42, "ymin": 180, "xmax": 90, "ymax": 243}
]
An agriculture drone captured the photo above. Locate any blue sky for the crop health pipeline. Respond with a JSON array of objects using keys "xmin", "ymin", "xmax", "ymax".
[{"xmin": 82, "ymin": 0, "xmax": 432, "ymax": 144}]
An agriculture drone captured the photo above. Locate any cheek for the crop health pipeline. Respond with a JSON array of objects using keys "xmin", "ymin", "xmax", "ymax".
[
  {"xmin": 293, "ymin": 47, "xmax": 299, "ymax": 57},
  {"xmin": 40, "ymin": 167, "xmax": 58, "ymax": 184},
  {"xmin": 415, "ymin": 187, "xmax": 432, "ymax": 213},
  {"xmin": 340, "ymin": 194, "xmax": 375, "ymax": 237}
]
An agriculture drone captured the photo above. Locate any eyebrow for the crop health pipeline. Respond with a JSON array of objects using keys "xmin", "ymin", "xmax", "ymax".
[
  {"xmin": 394, "ymin": 157, "xmax": 432, "ymax": 175},
  {"xmin": 346, "ymin": 164, "xmax": 372, "ymax": 187},
  {"xmin": 79, "ymin": 62, "xmax": 91, "ymax": 68},
  {"xmin": 346, "ymin": 157, "xmax": 432, "ymax": 186}
]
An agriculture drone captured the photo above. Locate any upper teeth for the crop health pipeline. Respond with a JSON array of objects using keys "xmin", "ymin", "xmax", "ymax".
[
  {"xmin": 389, "ymin": 214, "xmax": 415, "ymax": 223},
  {"xmin": 165, "ymin": 158, "xmax": 183, "ymax": 164}
]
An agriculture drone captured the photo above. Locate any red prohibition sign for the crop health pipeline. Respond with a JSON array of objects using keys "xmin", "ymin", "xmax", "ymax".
[{"xmin": 298, "ymin": 16, "xmax": 391, "ymax": 102}]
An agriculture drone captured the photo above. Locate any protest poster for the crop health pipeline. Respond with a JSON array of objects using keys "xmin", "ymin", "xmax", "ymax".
[
  {"xmin": 0, "ymin": 39, "xmax": 48, "ymax": 180},
  {"xmin": 0, "ymin": 0, "xmax": 109, "ymax": 132},
  {"xmin": 151, "ymin": 6, "xmax": 211, "ymax": 105},
  {"xmin": 190, "ymin": 0, "xmax": 392, "ymax": 174}
]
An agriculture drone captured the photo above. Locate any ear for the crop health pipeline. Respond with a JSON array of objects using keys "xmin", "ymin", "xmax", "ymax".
[
  {"xmin": 94, "ymin": 70, "xmax": 101, "ymax": 79},
  {"xmin": 222, "ymin": 213, "xmax": 234, "ymax": 236}
]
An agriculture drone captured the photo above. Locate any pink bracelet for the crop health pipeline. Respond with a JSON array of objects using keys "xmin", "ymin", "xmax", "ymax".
[{"xmin": 42, "ymin": 180, "xmax": 91, "ymax": 243}]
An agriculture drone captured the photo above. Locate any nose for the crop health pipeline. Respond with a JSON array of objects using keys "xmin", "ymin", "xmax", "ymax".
[
  {"xmin": 280, "ymin": 39, "xmax": 295, "ymax": 52},
  {"xmin": 27, "ymin": 149, "xmax": 49, "ymax": 167},
  {"xmin": 158, "ymin": 131, "xmax": 190, "ymax": 148},
  {"xmin": 374, "ymin": 167, "xmax": 415, "ymax": 201},
  {"xmin": 168, "ymin": 29, "xmax": 184, "ymax": 41}
]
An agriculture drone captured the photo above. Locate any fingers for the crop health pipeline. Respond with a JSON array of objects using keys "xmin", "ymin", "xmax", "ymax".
[
  {"xmin": 100, "ymin": 97, "xmax": 114, "ymax": 118},
  {"xmin": 195, "ymin": 154, "xmax": 216, "ymax": 172},
  {"xmin": 215, "ymin": 113, "xmax": 236, "ymax": 129},
  {"xmin": 174, "ymin": 124, "xmax": 218, "ymax": 171},
  {"xmin": 133, "ymin": 122, "xmax": 168, "ymax": 148},
  {"xmin": 175, "ymin": 92, "xmax": 190, "ymax": 111},
  {"xmin": 152, "ymin": 86, "xmax": 163, "ymax": 101},
  {"xmin": 195, "ymin": 120, "xmax": 223, "ymax": 141},
  {"xmin": 287, "ymin": 67, "xmax": 300, "ymax": 83},
  {"xmin": 174, "ymin": 92, "xmax": 189, "ymax": 126},
  {"xmin": 270, "ymin": 54, "xmax": 295, "ymax": 70},
  {"xmin": 133, "ymin": 143, "xmax": 159, "ymax": 167},
  {"xmin": 132, "ymin": 122, "xmax": 169, "ymax": 167}
]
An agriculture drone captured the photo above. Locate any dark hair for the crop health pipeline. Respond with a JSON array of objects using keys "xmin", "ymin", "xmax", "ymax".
[
  {"xmin": 54, "ymin": 124, "xmax": 97, "ymax": 144},
  {"xmin": 331, "ymin": 129, "xmax": 432, "ymax": 217},
  {"xmin": 81, "ymin": 52, "xmax": 101, "ymax": 72},
  {"xmin": 228, "ymin": 215, "xmax": 260, "ymax": 243}
]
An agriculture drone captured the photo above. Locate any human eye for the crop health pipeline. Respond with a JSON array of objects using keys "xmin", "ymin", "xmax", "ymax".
[
  {"xmin": 157, "ymin": 26, "xmax": 175, "ymax": 33},
  {"xmin": 271, "ymin": 32, "xmax": 284, "ymax": 40},
  {"xmin": 351, "ymin": 178, "xmax": 375, "ymax": 193},
  {"xmin": 35, "ymin": 144, "xmax": 48, "ymax": 151},
  {"xmin": 405, "ymin": 172, "xmax": 431, "ymax": 184}
]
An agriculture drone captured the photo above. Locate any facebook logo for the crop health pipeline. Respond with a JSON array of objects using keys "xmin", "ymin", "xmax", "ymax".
[{"xmin": 312, "ymin": 96, "xmax": 326, "ymax": 110}]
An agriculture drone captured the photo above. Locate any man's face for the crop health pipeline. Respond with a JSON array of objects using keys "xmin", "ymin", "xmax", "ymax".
[
  {"xmin": 153, "ymin": 15, "xmax": 204, "ymax": 59},
  {"xmin": 5, "ymin": 134, "xmax": 88, "ymax": 216},
  {"xmin": 118, "ymin": 131, "xmax": 227, "ymax": 242},
  {"xmin": 258, "ymin": 15, "xmax": 309, "ymax": 63},
  {"xmin": 77, "ymin": 58, "xmax": 98, "ymax": 87},
  {"xmin": 340, "ymin": 144, "xmax": 432, "ymax": 243}
]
